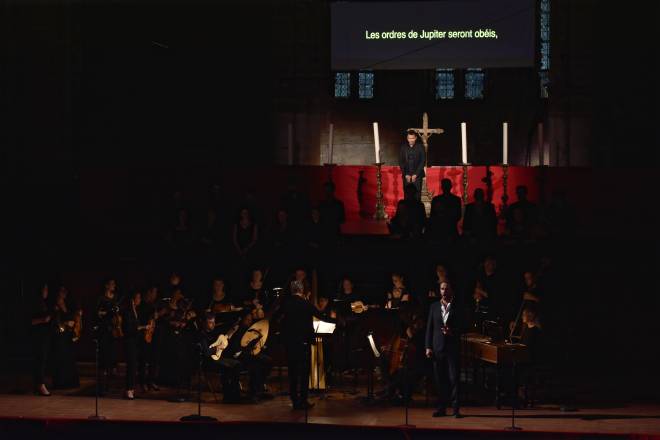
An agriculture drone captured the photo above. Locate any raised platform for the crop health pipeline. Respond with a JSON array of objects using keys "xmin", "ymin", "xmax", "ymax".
[{"xmin": 1, "ymin": 393, "xmax": 659, "ymax": 439}]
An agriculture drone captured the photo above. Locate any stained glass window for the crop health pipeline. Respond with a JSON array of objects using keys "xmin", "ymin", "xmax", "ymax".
[
  {"xmin": 465, "ymin": 68, "xmax": 485, "ymax": 100},
  {"xmin": 358, "ymin": 71, "xmax": 374, "ymax": 99},
  {"xmin": 435, "ymin": 68, "xmax": 455, "ymax": 100},
  {"xmin": 334, "ymin": 72, "xmax": 350, "ymax": 98}
]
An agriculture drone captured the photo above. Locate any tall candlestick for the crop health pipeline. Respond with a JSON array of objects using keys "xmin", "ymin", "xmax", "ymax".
[
  {"xmin": 287, "ymin": 123, "xmax": 293, "ymax": 166},
  {"xmin": 328, "ymin": 123, "xmax": 334, "ymax": 164},
  {"xmin": 503, "ymin": 122, "xmax": 509, "ymax": 165},
  {"xmin": 537, "ymin": 122, "xmax": 544, "ymax": 166},
  {"xmin": 461, "ymin": 122, "xmax": 468, "ymax": 164},
  {"xmin": 373, "ymin": 122, "xmax": 380, "ymax": 163}
]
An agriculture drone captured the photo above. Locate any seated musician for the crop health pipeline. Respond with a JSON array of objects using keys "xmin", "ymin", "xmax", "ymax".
[
  {"xmin": 427, "ymin": 263, "xmax": 451, "ymax": 305},
  {"xmin": 218, "ymin": 309, "xmax": 272, "ymax": 404},
  {"xmin": 385, "ymin": 272, "xmax": 411, "ymax": 309},
  {"xmin": 207, "ymin": 276, "xmax": 233, "ymax": 314},
  {"xmin": 315, "ymin": 296, "xmax": 336, "ymax": 321},
  {"xmin": 337, "ymin": 276, "xmax": 361, "ymax": 304},
  {"xmin": 382, "ymin": 316, "xmax": 427, "ymax": 405},
  {"xmin": 519, "ymin": 305, "xmax": 542, "ymax": 363},
  {"xmin": 240, "ymin": 269, "xmax": 267, "ymax": 320},
  {"xmin": 517, "ymin": 305, "xmax": 543, "ymax": 405},
  {"xmin": 521, "ymin": 271, "xmax": 542, "ymax": 303}
]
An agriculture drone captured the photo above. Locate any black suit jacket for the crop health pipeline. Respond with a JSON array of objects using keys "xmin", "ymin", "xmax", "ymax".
[
  {"xmin": 425, "ymin": 301, "xmax": 463, "ymax": 355},
  {"xmin": 399, "ymin": 142, "xmax": 426, "ymax": 178}
]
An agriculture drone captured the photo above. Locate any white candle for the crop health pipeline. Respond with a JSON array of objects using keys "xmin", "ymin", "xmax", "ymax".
[
  {"xmin": 461, "ymin": 122, "xmax": 467, "ymax": 164},
  {"xmin": 328, "ymin": 123, "xmax": 334, "ymax": 164},
  {"xmin": 287, "ymin": 123, "xmax": 293, "ymax": 166},
  {"xmin": 373, "ymin": 122, "xmax": 380, "ymax": 163},
  {"xmin": 503, "ymin": 122, "xmax": 508, "ymax": 165},
  {"xmin": 537, "ymin": 122, "xmax": 544, "ymax": 166}
]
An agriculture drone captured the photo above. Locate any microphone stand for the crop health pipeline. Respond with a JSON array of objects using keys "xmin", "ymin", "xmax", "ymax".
[
  {"xmin": 88, "ymin": 337, "xmax": 106, "ymax": 420},
  {"xmin": 505, "ymin": 360, "xmax": 521, "ymax": 431},
  {"xmin": 398, "ymin": 345, "xmax": 415, "ymax": 428},
  {"xmin": 181, "ymin": 345, "xmax": 217, "ymax": 422}
]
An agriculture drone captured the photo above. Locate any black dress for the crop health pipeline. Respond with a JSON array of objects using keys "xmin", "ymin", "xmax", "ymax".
[
  {"xmin": 30, "ymin": 298, "xmax": 52, "ymax": 387},
  {"xmin": 51, "ymin": 304, "xmax": 80, "ymax": 389},
  {"xmin": 122, "ymin": 306, "xmax": 140, "ymax": 390},
  {"xmin": 95, "ymin": 296, "xmax": 119, "ymax": 372}
]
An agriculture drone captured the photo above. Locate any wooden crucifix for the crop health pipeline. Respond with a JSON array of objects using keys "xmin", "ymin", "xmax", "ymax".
[
  {"xmin": 408, "ymin": 112, "xmax": 444, "ymax": 167},
  {"xmin": 408, "ymin": 112, "xmax": 444, "ymax": 215}
]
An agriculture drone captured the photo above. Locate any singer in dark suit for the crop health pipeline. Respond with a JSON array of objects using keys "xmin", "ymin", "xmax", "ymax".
[
  {"xmin": 399, "ymin": 130, "xmax": 426, "ymax": 200},
  {"xmin": 425, "ymin": 282, "xmax": 463, "ymax": 417}
]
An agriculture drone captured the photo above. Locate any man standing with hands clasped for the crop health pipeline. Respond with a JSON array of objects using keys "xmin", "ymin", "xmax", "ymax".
[
  {"xmin": 425, "ymin": 282, "xmax": 463, "ymax": 418},
  {"xmin": 399, "ymin": 130, "xmax": 426, "ymax": 200}
]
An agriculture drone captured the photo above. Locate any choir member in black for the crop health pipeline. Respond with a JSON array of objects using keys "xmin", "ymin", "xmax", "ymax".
[
  {"xmin": 398, "ymin": 130, "xmax": 426, "ymax": 199},
  {"xmin": 138, "ymin": 284, "xmax": 159, "ymax": 392},
  {"xmin": 51, "ymin": 285, "xmax": 80, "ymax": 389},
  {"xmin": 222, "ymin": 310, "xmax": 273, "ymax": 403},
  {"xmin": 389, "ymin": 185, "xmax": 426, "ymax": 238},
  {"xmin": 233, "ymin": 207, "xmax": 258, "ymax": 263},
  {"xmin": 425, "ymin": 282, "xmax": 464, "ymax": 418},
  {"xmin": 318, "ymin": 181, "xmax": 346, "ymax": 244},
  {"xmin": 427, "ymin": 264, "xmax": 451, "ymax": 306},
  {"xmin": 30, "ymin": 283, "xmax": 52, "ymax": 396},
  {"xmin": 277, "ymin": 280, "xmax": 328, "ymax": 410},
  {"xmin": 463, "ymin": 188, "xmax": 498, "ymax": 243},
  {"xmin": 207, "ymin": 276, "xmax": 232, "ymax": 314},
  {"xmin": 506, "ymin": 185, "xmax": 538, "ymax": 239},
  {"xmin": 306, "ymin": 207, "xmax": 323, "ymax": 263},
  {"xmin": 427, "ymin": 179, "xmax": 462, "ymax": 243},
  {"xmin": 95, "ymin": 278, "xmax": 120, "ymax": 393},
  {"xmin": 122, "ymin": 290, "xmax": 146, "ymax": 400}
]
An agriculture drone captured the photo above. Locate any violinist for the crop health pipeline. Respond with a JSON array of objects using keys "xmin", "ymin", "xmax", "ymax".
[
  {"xmin": 95, "ymin": 278, "xmax": 120, "ymax": 394},
  {"xmin": 51, "ymin": 285, "xmax": 80, "ymax": 389},
  {"xmin": 137, "ymin": 284, "xmax": 159, "ymax": 392},
  {"xmin": 30, "ymin": 283, "xmax": 52, "ymax": 396}
]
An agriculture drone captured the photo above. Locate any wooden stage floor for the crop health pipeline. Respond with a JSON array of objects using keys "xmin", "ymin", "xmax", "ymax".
[{"xmin": 1, "ymin": 391, "xmax": 659, "ymax": 437}]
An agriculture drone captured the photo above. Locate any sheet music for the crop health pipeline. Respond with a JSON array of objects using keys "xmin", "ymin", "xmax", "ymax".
[{"xmin": 313, "ymin": 318, "xmax": 336, "ymax": 334}]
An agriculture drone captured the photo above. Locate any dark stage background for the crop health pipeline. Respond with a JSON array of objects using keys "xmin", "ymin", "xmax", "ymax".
[{"xmin": 0, "ymin": 0, "xmax": 658, "ymax": 406}]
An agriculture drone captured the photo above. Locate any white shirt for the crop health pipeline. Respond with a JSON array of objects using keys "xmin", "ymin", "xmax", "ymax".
[{"xmin": 440, "ymin": 300, "xmax": 452, "ymax": 325}]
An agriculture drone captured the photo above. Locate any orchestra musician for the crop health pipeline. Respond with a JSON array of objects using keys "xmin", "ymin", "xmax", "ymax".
[
  {"xmin": 137, "ymin": 284, "xmax": 159, "ymax": 392},
  {"xmin": 385, "ymin": 272, "xmax": 411, "ymax": 309},
  {"xmin": 122, "ymin": 289, "xmax": 148, "ymax": 400},
  {"xmin": 382, "ymin": 315, "xmax": 426, "ymax": 405},
  {"xmin": 240, "ymin": 268, "xmax": 268, "ymax": 320},
  {"xmin": 221, "ymin": 309, "xmax": 273, "ymax": 403},
  {"xmin": 95, "ymin": 278, "xmax": 120, "ymax": 394},
  {"xmin": 207, "ymin": 276, "xmax": 232, "ymax": 314},
  {"xmin": 30, "ymin": 283, "xmax": 52, "ymax": 396},
  {"xmin": 425, "ymin": 282, "xmax": 464, "ymax": 418},
  {"xmin": 51, "ymin": 285, "xmax": 80, "ymax": 389},
  {"xmin": 427, "ymin": 263, "xmax": 451, "ymax": 306}
]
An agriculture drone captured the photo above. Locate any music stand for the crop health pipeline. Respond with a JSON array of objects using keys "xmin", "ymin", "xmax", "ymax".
[{"xmin": 311, "ymin": 319, "xmax": 335, "ymax": 400}]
